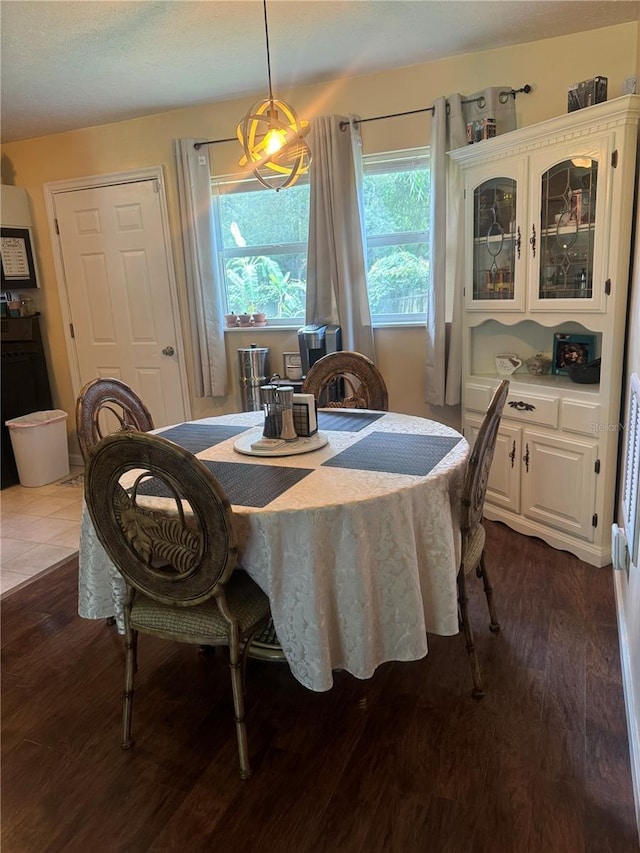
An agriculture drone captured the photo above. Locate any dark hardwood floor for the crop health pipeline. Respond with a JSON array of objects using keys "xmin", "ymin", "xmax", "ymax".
[{"xmin": 2, "ymin": 520, "xmax": 638, "ymax": 852}]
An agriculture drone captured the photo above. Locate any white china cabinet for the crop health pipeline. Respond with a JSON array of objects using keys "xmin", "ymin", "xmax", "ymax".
[{"xmin": 450, "ymin": 95, "xmax": 640, "ymax": 566}]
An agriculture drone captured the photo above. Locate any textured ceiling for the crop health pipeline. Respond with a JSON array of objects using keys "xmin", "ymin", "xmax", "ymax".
[{"xmin": 1, "ymin": 0, "xmax": 638, "ymax": 143}]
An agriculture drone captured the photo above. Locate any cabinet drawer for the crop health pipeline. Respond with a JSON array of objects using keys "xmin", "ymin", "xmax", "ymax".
[
  {"xmin": 465, "ymin": 383, "xmax": 492, "ymax": 413},
  {"xmin": 504, "ymin": 391, "xmax": 559, "ymax": 428},
  {"xmin": 561, "ymin": 400, "xmax": 601, "ymax": 436}
]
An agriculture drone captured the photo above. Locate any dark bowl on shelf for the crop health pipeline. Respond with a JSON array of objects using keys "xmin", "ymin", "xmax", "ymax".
[{"xmin": 567, "ymin": 358, "xmax": 601, "ymax": 384}]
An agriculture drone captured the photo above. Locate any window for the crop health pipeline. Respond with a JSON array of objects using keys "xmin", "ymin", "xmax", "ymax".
[
  {"xmin": 363, "ymin": 149, "xmax": 430, "ymax": 322},
  {"xmin": 214, "ymin": 176, "xmax": 310, "ymax": 324},
  {"xmin": 212, "ymin": 147, "xmax": 430, "ymax": 325}
]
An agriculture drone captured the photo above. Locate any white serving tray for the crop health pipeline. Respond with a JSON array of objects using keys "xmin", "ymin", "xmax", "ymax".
[{"xmin": 234, "ymin": 429, "xmax": 328, "ymax": 457}]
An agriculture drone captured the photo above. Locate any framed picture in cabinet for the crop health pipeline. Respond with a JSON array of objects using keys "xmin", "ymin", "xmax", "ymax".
[{"xmin": 552, "ymin": 333, "xmax": 595, "ymax": 375}]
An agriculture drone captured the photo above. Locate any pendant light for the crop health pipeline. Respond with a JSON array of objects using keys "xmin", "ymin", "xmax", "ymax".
[{"xmin": 237, "ymin": 0, "xmax": 312, "ymax": 190}]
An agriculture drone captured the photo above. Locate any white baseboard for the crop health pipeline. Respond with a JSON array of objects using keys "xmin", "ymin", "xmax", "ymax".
[{"xmin": 613, "ymin": 570, "xmax": 640, "ymax": 842}]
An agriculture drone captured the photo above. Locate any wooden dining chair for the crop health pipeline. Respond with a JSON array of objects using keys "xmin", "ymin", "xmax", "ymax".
[
  {"xmin": 458, "ymin": 378, "xmax": 509, "ymax": 698},
  {"xmin": 84, "ymin": 430, "xmax": 272, "ymax": 780},
  {"xmin": 301, "ymin": 351, "xmax": 389, "ymax": 411},
  {"xmin": 76, "ymin": 377, "xmax": 155, "ymax": 463}
]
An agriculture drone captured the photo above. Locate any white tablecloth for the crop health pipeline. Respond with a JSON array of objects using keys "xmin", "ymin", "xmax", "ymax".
[{"xmin": 78, "ymin": 410, "xmax": 469, "ymax": 691}]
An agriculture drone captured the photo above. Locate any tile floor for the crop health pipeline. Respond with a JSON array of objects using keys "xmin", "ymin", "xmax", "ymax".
[{"xmin": 0, "ymin": 466, "xmax": 84, "ymax": 596}]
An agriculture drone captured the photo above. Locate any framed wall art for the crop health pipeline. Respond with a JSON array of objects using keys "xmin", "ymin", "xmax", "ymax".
[
  {"xmin": 1, "ymin": 226, "xmax": 39, "ymax": 289},
  {"xmin": 552, "ymin": 333, "xmax": 595, "ymax": 375}
]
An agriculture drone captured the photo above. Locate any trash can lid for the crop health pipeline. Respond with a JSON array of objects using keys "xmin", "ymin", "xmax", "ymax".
[{"xmin": 5, "ymin": 409, "xmax": 68, "ymax": 428}]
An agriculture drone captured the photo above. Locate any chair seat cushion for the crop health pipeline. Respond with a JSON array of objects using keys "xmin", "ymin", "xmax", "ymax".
[
  {"xmin": 461, "ymin": 524, "xmax": 486, "ymax": 575},
  {"xmin": 130, "ymin": 569, "xmax": 271, "ymax": 644}
]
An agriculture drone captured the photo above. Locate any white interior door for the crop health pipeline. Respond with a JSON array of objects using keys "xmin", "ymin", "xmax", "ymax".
[{"xmin": 54, "ymin": 179, "xmax": 187, "ymax": 427}]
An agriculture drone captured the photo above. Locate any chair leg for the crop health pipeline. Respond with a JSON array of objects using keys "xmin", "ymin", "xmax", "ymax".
[
  {"xmin": 228, "ymin": 633, "xmax": 253, "ymax": 780},
  {"xmin": 121, "ymin": 625, "xmax": 137, "ymax": 749},
  {"xmin": 476, "ymin": 552, "xmax": 500, "ymax": 633},
  {"xmin": 457, "ymin": 570, "xmax": 485, "ymax": 699}
]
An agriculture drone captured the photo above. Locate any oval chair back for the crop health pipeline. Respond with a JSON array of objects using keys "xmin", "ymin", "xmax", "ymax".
[
  {"xmin": 76, "ymin": 377, "xmax": 154, "ymax": 463},
  {"xmin": 84, "ymin": 430, "xmax": 271, "ymax": 779},
  {"xmin": 301, "ymin": 351, "xmax": 389, "ymax": 410},
  {"xmin": 458, "ymin": 379, "xmax": 509, "ymax": 700}
]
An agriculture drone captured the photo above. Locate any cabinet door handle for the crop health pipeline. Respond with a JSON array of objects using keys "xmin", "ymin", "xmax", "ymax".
[
  {"xmin": 529, "ymin": 224, "xmax": 536, "ymax": 258},
  {"xmin": 516, "ymin": 226, "xmax": 521, "ymax": 259},
  {"xmin": 523, "ymin": 443, "xmax": 530, "ymax": 472},
  {"xmin": 508, "ymin": 400, "xmax": 535, "ymax": 412},
  {"xmin": 509, "ymin": 440, "xmax": 516, "ymax": 468}
]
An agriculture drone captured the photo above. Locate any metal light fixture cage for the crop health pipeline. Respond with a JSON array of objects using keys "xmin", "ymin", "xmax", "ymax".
[{"xmin": 237, "ymin": 1, "xmax": 312, "ymax": 190}]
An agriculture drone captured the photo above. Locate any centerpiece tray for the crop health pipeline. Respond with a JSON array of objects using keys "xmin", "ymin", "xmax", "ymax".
[{"xmin": 234, "ymin": 429, "xmax": 328, "ymax": 457}]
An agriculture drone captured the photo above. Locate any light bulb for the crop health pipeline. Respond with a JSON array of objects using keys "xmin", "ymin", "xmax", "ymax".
[{"xmin": 264, "ymin": 127, "xmax": 287, "ymax": 156}]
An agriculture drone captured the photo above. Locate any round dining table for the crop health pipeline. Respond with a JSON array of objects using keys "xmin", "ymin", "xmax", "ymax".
[{"xmin": 78, "ymin": 408, "xmax": 469, "ymax": 692}]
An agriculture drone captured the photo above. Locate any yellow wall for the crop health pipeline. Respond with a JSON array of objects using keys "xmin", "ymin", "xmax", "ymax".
[{"xmin": 1, "ymin": 21, "xmax": 638, "ymax": 451}]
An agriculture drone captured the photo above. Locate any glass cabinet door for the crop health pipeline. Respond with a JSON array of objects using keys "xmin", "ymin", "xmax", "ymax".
[
  {"xmin": 538, "ymin": 158, "xmax": 598, "ymax": 301},
  {"xmin": 471, "ymin": 177, "xmax": 520, "ymax": 306}
]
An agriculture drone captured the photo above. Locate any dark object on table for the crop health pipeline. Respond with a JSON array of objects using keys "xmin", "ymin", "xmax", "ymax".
[
  {"xmin": 567, "ymin": 357, "xmax": 601, "ymax": 384},
  {"xmin": 84, "ymin": 430, "xmax": 271, "ymax": 780}
]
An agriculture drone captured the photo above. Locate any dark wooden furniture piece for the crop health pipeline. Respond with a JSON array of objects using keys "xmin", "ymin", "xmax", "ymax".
[
  {"xmin": 458, "ymin": 378, "xmax": 509, "ymax": 698},
  {"xmin": 76, "ymin": 377, "xmax": 154, "ymax": 463},
  {"xmin": 301, "ymin": 351, "xmax": 389, "ymax": 411},
  {"xmin": 84, "ymin": 430, "xmax": 271, "ymax": 779},
  {"xmin": 1, "ymin": 316, "xmax": 53, "ymax": 488}
]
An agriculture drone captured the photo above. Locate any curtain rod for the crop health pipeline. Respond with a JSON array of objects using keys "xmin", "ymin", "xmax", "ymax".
[
  {"xmin": 193, "ymin": 84, "xmax": 532, "ymax": 149},
  {"xmin": 339, "ymin": 85, "xmax": 532, "ymax": 131}
]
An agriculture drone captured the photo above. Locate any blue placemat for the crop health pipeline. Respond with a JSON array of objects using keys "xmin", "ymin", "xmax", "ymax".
[
  {"xmin": 317, "ymin": 410, "xmax": 385, "ymax": 432},
  {"xmin": 322, "ymin": 432, "xmax": 462, "ymax": 476},
  {"xmin": 136, "ymin": 460, "xmax": 313, "ymax": 508},
  {"xmin": 156, "ymin": 423, "xmax": 249, "ymax": 454}
]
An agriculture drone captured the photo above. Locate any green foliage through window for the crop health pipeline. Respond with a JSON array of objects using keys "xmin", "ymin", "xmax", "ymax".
[{"xmin": 212, "ymin": 149, "xmax": 430, "ymax": 323}]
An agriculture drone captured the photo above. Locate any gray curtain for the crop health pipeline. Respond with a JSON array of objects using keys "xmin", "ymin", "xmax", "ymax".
[
  {"xmin": 306, "ymin": 115, "xmax": 375, "ymax": 360},
  {"xmin": 426, "ymin": 87, "xmax": 516, "ymax": 406},
  {"xmin": 173, "ymin": 138, "xmax": 228, "ymax": 397}
]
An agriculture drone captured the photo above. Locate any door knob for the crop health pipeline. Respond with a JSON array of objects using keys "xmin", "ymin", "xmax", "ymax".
[{"xmin": 162, "ymin": 346, "xmax": 175, "ymax": 356}]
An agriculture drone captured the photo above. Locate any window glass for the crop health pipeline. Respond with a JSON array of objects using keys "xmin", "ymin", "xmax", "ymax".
[
  {"xmin": 215, "ymin": 178, "xmax": 309, "ymax": 321},
  {"xmin": 212, "ymin": 148, "xmax": 430, "ymax": 325},
  {"xmin": 363, "ymin": 151, "xmax": 430, "ymax": 321}
]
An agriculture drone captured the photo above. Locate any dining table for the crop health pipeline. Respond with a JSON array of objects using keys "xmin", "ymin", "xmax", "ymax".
[{"xmin": 78, "ymin": 408, "xmax": 470, "ymax": 692}]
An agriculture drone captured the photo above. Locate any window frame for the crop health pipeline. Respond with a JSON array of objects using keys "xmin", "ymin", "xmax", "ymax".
[
  {"xmin": 363, "ymin": 147, "xmax": 430, "ymax": 326},
  {"xmin": 211, "ymin": 146, "xmax": 430, "ymax": 328}
]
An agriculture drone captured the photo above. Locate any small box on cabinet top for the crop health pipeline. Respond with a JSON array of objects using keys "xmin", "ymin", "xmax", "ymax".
[{"xmin": 567, "ymin": 77, "xmax": 607, "ymax": 112}]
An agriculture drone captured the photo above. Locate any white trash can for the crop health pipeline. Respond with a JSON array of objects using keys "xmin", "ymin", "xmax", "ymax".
[{"xmin": 5, "ymin": 410, "xmax": 70, "ymax": 487}]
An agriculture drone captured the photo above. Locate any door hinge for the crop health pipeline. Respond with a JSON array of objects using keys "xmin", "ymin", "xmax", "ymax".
[
  {"xmin": 611, "ymin": 150, "xmax": 618, "ymax": 168},
  {"xmin": 463, "ymin": 188, "xmax": 467, "ymax": 199},
  {"xmin": 605, "ymin": 279, "xmax": 611, "ymax": 295},
  {"xmin": 592, "ymin": 513, "xmax": 598, "ymax": 528},
  {"xmin": 594, "ymin": 459, "xmax": 600, "ymax": 474},
  {"xmin": 55, "ymin": 218, "xmax": 59, "ymax": 235},
  {"xmin": 69, "ymin": 323, "xmax": 75, "ymax": 339},
  {"xmin": 153, "ymin": 179, "xmax": 160, "ymax": 193}
]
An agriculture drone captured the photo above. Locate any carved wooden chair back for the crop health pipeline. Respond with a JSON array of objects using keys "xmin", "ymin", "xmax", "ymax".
[
  {"xmin": 457, "ymin": 379, "xmax": 509, "ymax": 699},
  {"xmin": 76, "ymin": 377, "xmax": 154, "ymax": 463},
  {"xmin": 84, "ymin": 430, "xmax": 271, "ymax": 779},
  {"xmin": 461, "ymin": 379, "xmax": 510, "ymax": 535},
  {"xmin": 301, "ymin": 351, "xmax": 389, "ymax": 411}
]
